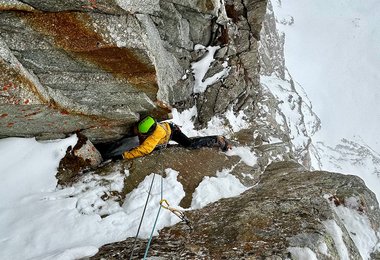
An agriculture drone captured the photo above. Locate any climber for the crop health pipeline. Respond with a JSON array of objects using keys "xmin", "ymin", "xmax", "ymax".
[{"xmin": 111, "ymin": 115, "xmax": 231, "ymax": 160}]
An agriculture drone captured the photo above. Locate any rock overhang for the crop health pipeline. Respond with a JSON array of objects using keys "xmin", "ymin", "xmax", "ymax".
[{"xmin": 0, "ymin": 6, "xmax": 175, "ymax": 142}]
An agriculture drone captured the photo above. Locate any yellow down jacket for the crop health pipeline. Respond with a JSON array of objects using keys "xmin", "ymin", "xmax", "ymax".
[{"xmin": 123, "ymin": 122, "xmax": 172, "ymax": 159}]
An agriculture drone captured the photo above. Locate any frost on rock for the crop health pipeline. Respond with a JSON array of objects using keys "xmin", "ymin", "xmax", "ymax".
[{"xmin": 226, "ymin": 146, "xmax": 257, "ymax": 167}]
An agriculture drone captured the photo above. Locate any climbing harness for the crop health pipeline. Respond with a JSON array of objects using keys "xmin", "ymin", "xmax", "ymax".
[{"xmin": 160, "ymin": 199, "xmax": 192, "ymax": 231}]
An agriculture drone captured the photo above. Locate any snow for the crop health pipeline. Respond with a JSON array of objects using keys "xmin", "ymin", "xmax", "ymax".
[
  {"xmin": 226, "ymin": 146, "xmax": 257, "ymax": 167},
  {"xmin": 191, "ymin": 44, "xmax": 230, "ymax": 93},
  {"xmin": 171, "ymin": 106, "xmax": 258, "ymax": 167},
  {"xmin": 326, "ymin": 195, "xmax": 378, "ymax": 260},
  {"xmin": 225, "ymin": 108, "xmax": 249, "ymax": 132},
  {"xmin": 323, "ymin": 220, "xmax": 350, "ymax": 260},
  {"xmin": 191, "ymin": 168, "xmax": 249, "ymax": 209},
  {"xmin": 269, "ymin": 1, "xmax": 380, "ymax": 236},
  {"xmin": 0, "ymin": 137, "xmax": 188, "ymax": 259},
  {"xmin": 0, "ymin": 136, "xmax": 77, "ymax": 205},
  {"xmin": 317, "ymin": 242, "xmax": 330, "ymax": 257},
  {"xmin": 287, "ymin": 247, "xmax": 318, "ymax": 260},
  {"xmin": 38, "ymin": 247, "xmax": 99, "ymax": 260},
  {"xmin": 260, "ymin": 73, "xmax": 319, "ymax": 155},
  {"xmin": 122, "ymin": 169, "xmax": 185, "ymax": 238},
  {"xmin": 316, "ymin": 141, "xmax": 380, "ymax": 203},
  {"xmin": 68, "ymin": 171, "xmax": 126, "ymax": 216},
  {"xmin": 171, "ymin": 105, "xmax": 250, "ymax": 138}
]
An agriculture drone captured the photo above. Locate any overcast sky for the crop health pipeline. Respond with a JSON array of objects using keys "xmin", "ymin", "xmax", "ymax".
[{"xmin": 272, "ymin": 0, "xmax": 380, "ymax": 153}]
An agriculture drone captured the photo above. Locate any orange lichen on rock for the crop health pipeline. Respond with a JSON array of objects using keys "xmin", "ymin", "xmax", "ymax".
[
  {"xmin": 21, "ymin": 12, "xmax": 158, "ymax": 95},
  {"xmin": 0, "ymin": 60, "xmax": 47, "ymax": 105}
]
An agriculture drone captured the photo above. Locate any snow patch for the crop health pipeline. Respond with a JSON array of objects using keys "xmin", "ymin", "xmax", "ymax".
[
  {"xmin": 171, "ymin": 106, "xmax": 227, "ymax": 137},
  {"xmin": 287, "ymin": 247, "xmax": 318, "ymax": 260},
  {"xmin": 122, "ymin": 169, "xmax": 185, "ymax": 237},
  {"xmin": 68, "ymin": 171, "xmax": 125, "ymax": 216},
  {"xmin": 323, "ymin": 220, "xmax": 350, "ymax": 260},
  {"xmin": 318, "ymin": 242, "xmax": 330, "ymax": 257},
  {"xmin": 225, "ymin": 108, "xmax": 249, "ymax": 132},
  {"xmin": 191, "ymin": 44, "xmax": 230, "ymax": 93},
  {"xmin": 226, "ymin": 146, "xmax": 257, "ymax": 167},
  {"xmin": 191, "ymin": 168, "xmax": 248, "ymax": 209}
]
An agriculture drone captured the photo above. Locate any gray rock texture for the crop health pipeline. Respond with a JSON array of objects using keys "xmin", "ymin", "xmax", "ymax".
[
  {"xmin": 0, "ymin": 0, "xmax": 267, "ymax": 143},
  {"xmin": 92, "ymin": 161, "xmax": 380, "ymax": 259}
]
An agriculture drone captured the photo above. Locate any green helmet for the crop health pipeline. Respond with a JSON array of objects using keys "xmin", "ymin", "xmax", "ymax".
[{"xmin": 137, "ymin": 116, "xmax": 156, "ymax": 134}]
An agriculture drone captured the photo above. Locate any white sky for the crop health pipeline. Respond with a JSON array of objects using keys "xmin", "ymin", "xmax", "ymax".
[{"xmin": 273, "ymin": 0, "xmax": 380, "ymax": 152}]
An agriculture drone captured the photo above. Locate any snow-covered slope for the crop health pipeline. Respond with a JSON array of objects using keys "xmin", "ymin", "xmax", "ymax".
[
  {"xmin": 271, "ymin": 0, "xmax": 380, "ymax": 153},
  {"xmin": 266, "ymin": 0, "xmax": 380, "ymax": 204},
  {"xmin": 314, "ymin": 138, "xmax": 380, "ymax": 202}
]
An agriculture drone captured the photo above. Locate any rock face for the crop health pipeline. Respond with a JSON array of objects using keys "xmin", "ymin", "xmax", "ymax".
[
  {"xmin": 0, "ymin": 0, "xmax": 267, "ymax": 143},
  {"xmin": 255, "ymin": 1, "xmax": 321, "ymax": 168},
  {"xmin": 93, "ymin": 161, "xmax": 380, "ymax": 259}
]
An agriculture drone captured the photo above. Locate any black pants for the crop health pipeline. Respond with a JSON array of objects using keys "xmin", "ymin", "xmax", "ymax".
[{"xmin": 169, "ymin": 124, "xmax": 219, "ymax": 149}]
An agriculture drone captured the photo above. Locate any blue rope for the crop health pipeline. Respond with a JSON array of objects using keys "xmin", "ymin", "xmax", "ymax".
[
  {"xmin": 129, "ymin": 173, "xmax": 156, "ymax": 260},
  {"xmin": 143, "ymin": 174, "xmax": 164, "ymax": 259}
]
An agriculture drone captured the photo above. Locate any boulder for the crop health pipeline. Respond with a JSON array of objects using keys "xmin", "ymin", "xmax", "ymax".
[{"xmin": 56, "ymin": 133, "xmax": 102, "ymax": 185}]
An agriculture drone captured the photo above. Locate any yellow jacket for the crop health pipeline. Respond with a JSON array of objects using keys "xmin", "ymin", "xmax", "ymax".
[{"xmin": 123, "ymin": 122, "xmax": 172, "ymax": 159}]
